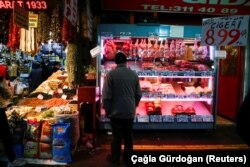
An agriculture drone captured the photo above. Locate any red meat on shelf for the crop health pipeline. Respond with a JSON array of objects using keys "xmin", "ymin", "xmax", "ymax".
[
  {"xmin": 185, "ymin": 107, "xmax": 196, "ymax": 115},
  {"xmin": 171, "ymin": 105, "xmax": 185, "ymax": 115}
]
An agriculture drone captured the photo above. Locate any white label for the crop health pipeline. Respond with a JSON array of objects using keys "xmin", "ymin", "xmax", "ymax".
[
  {"xmin": 63, "ymin": 85, "xmax": 69, "ymax": 89},
  {"xmin": 58, "ymin": 89, "xmax": 63, "ymax": 94},
  {"xmin": 37, "ymin": 94, "xmax": 44, "ymax": 100},
  {"xmin": 215, "ymin": 50, "xmax": 227, "ymax": 59},
  {"xmin": 61, "ymin": 94, "xmax": 67, "ymax": 99},
  {"xmin": 170, "ymin": 25, "xmax": 184, "ymax": 38},
  {"xmin": 90, "ymin": 45, "xmax": 101, "ymax": 58},
  {"xmin": 48, "ymin": 90, "xmax": 54, "ymax": 95}
]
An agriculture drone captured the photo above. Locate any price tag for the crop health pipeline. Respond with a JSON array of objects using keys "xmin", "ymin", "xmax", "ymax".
[
  {"xmin": 176, "ymin": 115, "xmax": 189, "ymax": 122},
  {"xmin": 202, "ymin": 115, "xmax": 214, "ymax": 122},
  {"xmin": 203, "ymin": 71, "xmax": 211, "ymax": 76},
  {"xmin": 165, "ymin": 71, "xmax": 170, "ymax": 76},
  {"xmin": 61, "ymin": 94, "xmax": 67, "ymax": 100},
  {"xmin": 48, "ymin": 90, "xmax": 54, "ymax": 95},
  {"xmin": 37, "ymin": 94, "xmax": 44, "ymax": 100},
  {"xmin": 90, "ymin": 45, "xmax": 101, "ymax": 58},
  {"xmin": 63, "ymin": 85, "xmax": 69, "ymax": 89},
  {"xmin": 35, "ymin": 106, "xmax": 47, "ymax": 112},
  {"xmin": 215, "ymin": 50, "xmax": 227, "ymax": 59},
  {"xmin": 150, "ymin": 115, "xmax": 162, "ymax": 123},
  {"xmin": 201, "ymin": 71, "xmax": 208, "ymax": 76},
  {"xmin": 20, "ymin": 73, "xmax": 29, "ymax": 78},
  {"xmin": 202, "ymin": 15, "xmax": 249, "ymax": 46},
  {"xmin": 162, "ymin": 115, "xmax": 175, "ymax": 122},
  {"xmin": 166, "ymin": 94, "xmax": 175, "ymax": 98},
  {"xmin": 188, "ymin": 71, "xmax": 194, "ymax": 76},
  {"xmin": 156, "ymin": 71, "xmax": 161, "ymax": 76},
  {"xmin": 183, "ymin": 71, "xmax": 190, "ymax": 76},
  {"xmin": 137, "ymin": 116, "xmax": 149, "ymax": 123},
  {"xmin": 57, "ymin": 89, "xmax": 63, "ymax": 94},
  {"xmin": 191, "ymin": 115, "xmax": 203, "ymax": 122},
  {"xmin": 168, "ymin": 72, "xmax": 173, "ymax": 76},
  {"xmin": 176, "ymin": 95, "xmax": 185, "ymax": 99}
]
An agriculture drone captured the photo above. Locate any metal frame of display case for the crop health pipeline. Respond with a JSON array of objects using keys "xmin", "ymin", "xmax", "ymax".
[{"xmin": 96, "ymin": 24, "xmax": 218, "ymax": 130}]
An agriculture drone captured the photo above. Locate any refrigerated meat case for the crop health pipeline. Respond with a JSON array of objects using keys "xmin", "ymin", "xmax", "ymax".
[{"xmin": 97, "ymin": 24, "xmax": 217, "ymax": 130}]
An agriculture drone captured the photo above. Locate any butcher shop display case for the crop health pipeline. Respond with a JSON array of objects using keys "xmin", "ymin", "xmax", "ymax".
[{"xmin": 97, "ymin": 24, "xmax": 217, "ymax": 130}]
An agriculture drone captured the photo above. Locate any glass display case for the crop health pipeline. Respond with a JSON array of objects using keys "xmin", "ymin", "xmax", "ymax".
[{"xmin": 97, "ymin": 24, "xmax": 217, "ymax": 130}]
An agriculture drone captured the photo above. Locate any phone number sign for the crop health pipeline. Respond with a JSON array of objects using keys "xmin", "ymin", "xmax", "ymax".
[
  {"xmin": 102, "ymin": 0, "xmax": 250, "ymax": 15},
  {"xmin": 201, "ymin": 15, "xmax": 249, "ymax": 46}
]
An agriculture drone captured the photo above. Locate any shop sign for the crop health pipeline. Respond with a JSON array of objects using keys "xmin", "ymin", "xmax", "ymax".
[
  {"xmin": 13, "ymin": 4, "xmax": 29, "ymax": 29},
  {"xmin": 0, "ymin": 0, "xmax": 47, "ymax": 10},
  {"xmin": 101, "ymin": 0, "xmax": 250, "ymax": 15},
  {"xmin": 201, "ymin": 15, "xmax": 249, "ymax": 46},
  {"xmin": 29, "ymin": 13, "xmax": 38, "ymax": 28},
  {"xmin": 64, "ymin": 0, "xmax": 78, "ymax": 26}
]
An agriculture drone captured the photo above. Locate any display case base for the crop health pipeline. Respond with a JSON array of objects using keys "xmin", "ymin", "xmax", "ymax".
[{"xmin": 98, "ymin": 122, "xmax": 215, "ymax": 130}]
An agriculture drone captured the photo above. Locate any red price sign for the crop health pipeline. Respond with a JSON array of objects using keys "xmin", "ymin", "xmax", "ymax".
[
  {"xmin": 201, "ymin": 15, "xmax": 249, "ymax": 46},
  {"xmin": 205, "ymin": 29, "xmax": 241, "ymax": 46}
]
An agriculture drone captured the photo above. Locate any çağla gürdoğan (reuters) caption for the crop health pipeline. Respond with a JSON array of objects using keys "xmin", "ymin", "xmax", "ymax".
[{"xmin": 129, "ymin": 150, "xmax": 250, "ymax": 166}]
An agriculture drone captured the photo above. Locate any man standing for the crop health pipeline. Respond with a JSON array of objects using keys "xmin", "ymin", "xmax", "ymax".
[{"xmin": 102, "ymin": 52, "xmax": 142, "ymax": 165}]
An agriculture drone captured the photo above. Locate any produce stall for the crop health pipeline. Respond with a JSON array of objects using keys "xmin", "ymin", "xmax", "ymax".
[
  {"xmin": 97, "ymin": 24, "xmax": 217, "ymax": 130},
  {"xmin": 1, "ymin": 70, "xmax": 79, "ymax": 165}
]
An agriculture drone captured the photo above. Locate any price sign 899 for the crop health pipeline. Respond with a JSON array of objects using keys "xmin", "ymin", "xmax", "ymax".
[{"xmin": 201, "ymin": 15, "xmax": 249, "ymax": 47}]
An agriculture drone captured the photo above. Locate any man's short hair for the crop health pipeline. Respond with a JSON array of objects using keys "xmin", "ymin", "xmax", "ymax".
[{"xmin": 115, "ymin": 52, "xmax": 127, "ymax": 64}]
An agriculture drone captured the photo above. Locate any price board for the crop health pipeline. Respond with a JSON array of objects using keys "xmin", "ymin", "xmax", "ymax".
[{"xmin": 201, "ymin": 15, "xmax": 249, "ymax": 46}]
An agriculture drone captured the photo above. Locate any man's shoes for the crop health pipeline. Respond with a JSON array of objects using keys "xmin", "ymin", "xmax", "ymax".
[
  {"xmin": 8, "ymin": 159, "xmax": 26, "ymax": 167},
  {"xmin": 107, "ymin": 154, "xmax": 120, "ymax": 165}
]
